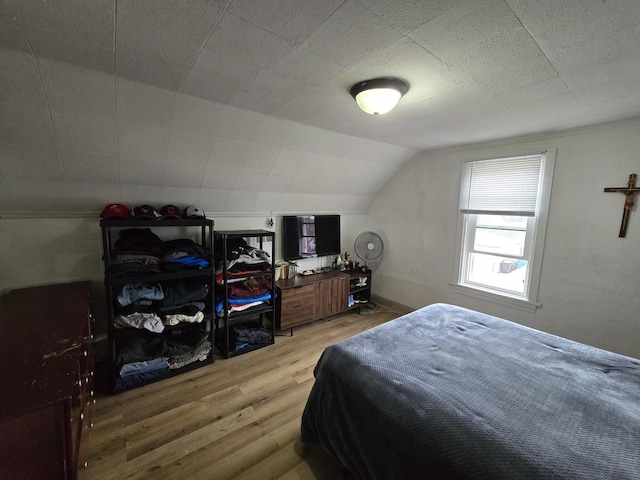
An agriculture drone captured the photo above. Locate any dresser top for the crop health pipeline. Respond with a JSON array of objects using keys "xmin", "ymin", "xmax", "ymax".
[{"xmin": 0, "ymin": 281, "xmax": 92, "ymax": 420}]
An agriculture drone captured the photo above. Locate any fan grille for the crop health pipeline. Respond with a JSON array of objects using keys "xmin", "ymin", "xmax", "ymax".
[{"xmin": 354, "ymin": 232, "xmax": 383, "ymax": 262}]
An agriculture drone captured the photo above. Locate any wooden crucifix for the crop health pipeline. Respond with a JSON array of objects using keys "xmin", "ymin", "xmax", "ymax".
[{"xmin": 604, "ymin": 173, "xmax": 640, "ymax": 237}]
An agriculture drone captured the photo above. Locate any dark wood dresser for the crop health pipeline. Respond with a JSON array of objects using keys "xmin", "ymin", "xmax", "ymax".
[{"xmin": 0, "ymin": 281, "xmax": 94, "ymax": 480}]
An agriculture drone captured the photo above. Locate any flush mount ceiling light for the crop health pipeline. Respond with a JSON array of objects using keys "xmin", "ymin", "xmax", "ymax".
[{"xmin": 350, "ymin": 77, "xmax": 409, "ymax": 115}]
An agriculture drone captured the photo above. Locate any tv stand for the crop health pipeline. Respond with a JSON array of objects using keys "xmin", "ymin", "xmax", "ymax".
[{"xmin": 276, "ymin": 269, "xmax": 372, "ymax": 332}]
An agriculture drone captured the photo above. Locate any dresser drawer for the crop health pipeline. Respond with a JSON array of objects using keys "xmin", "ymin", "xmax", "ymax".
[{"xmin": 280, "ymin": 284, "xmax": 315, "ymax": 329}]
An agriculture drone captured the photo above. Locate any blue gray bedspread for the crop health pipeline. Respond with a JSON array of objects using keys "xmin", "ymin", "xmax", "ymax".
[{"xmin": 301, "ymin": 303, "xmax": 640, "ymax": 479}]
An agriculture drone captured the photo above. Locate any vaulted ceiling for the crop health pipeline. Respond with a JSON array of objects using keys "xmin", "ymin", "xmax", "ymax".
[{"xmin": 1, "ymin": 0, "xmax": 640, "ymax": 215}]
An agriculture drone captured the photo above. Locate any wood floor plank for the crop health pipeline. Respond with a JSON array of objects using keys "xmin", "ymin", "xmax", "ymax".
[{"xmin": 87, "ymin": 307, "xmax": 401, "ymax": 479}]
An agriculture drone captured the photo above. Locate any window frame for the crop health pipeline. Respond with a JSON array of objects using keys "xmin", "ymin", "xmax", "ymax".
[{"xmin": 451, "ymin": 149, "xmax": 556, "ymax": 313}]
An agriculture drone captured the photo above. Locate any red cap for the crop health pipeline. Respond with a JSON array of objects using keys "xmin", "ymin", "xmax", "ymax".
[
  {"xmin": 160, "ymin": 204, "xmax": 183, "ymax": 220},
  {"xmin": 100, "ymin": 203, "xmax": 131, "ymax": 219}
]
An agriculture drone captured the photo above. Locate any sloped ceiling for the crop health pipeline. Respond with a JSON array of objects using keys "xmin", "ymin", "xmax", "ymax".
[{"xmin": 1, "ymin": 0, "xmax": 640, "ymax": 215}]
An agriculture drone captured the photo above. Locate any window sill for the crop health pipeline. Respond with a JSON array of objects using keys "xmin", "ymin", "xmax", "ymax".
[{"xmin": 449, "ymin": 283, "xmax": 541, "ymax": 313}]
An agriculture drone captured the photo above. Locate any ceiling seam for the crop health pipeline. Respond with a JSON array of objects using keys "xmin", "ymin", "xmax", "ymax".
[
  {"xmin": 4, "ymin": 0, "xmax": 69, "ymax": 194},
  {"xmin": 175, "ymin": 3, "xmax": 231, "ymax": 94},
  {"xmin": 505, "ymin": 1, "xmax": 586, "ymax": 116}
]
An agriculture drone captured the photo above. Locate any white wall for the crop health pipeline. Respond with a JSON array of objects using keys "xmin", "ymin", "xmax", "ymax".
[
  {"xmin": 0, "ymin": 213, "xmax": 366, "ymax": 324},
  {"xmin": 366, "ymin": 119, "xmax": 640, "ymax": 358}
]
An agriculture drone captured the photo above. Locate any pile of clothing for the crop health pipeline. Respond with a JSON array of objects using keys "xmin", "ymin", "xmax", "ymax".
[
  {"xmin": 109, "ymin": 229, "xmax": 210, "ymax": 279},
  {"xmin": 215, "ymin": 236, "xmax": 274, "ymax": 316},
  {"xmin": 229, "ymin": 323, "xmax": 273, "ymax": 351},
  {"xmin": 114, "ymin": 326, "xmax": 212, "ymax": 392},
  {"xmin": 109, "ymin": 228, "xmax": 214, "ymax": 389}
]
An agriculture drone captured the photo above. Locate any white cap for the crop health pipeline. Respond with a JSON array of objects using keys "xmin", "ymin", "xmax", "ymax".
[{"xmin": 183, "ymin": 205, "xmax": 205, "ymax": 219}]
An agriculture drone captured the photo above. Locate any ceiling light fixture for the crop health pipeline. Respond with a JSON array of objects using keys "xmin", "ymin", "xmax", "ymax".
[{"xmin": 350, "ymin": 77, "xmax": 409, "ymax": 115}]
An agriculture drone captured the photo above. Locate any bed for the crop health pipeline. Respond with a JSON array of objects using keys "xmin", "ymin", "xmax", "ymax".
[{"xmin": 301, "ymin": 303, "xmax": 640, "ymax": 479}]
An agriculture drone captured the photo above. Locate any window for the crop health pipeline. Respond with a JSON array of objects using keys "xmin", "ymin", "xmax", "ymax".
[
  {"xmin": 298, "ymin": 216, "xmax": 317, "ymax": 256},
  {"xmin": 452, "ymin": 150, "xmax": 555, "ymax": 312}
]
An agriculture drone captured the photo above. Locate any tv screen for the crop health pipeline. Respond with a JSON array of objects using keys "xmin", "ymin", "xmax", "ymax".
[{"xmin": 282, "ymin": 215, "xmax": 340, "ymax": 261}]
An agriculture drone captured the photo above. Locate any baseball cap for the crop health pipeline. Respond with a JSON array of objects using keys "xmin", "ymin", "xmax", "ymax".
[
  {"xmin": 100, "ymin": 203, "xmax": 131, "ymax": 220},
  {"xmin": 132, "ymin": 204, "xmax": 161, "ymax": 220},
  {"xmin": 160, "ymin": 204, "xmax": 183, "ymax": 220},
  {"xmin": 183, "ymin": 205, "xmax": 205, "ymax": 219}
]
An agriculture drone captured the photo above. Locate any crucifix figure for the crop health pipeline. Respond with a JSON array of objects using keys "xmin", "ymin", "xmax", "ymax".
[{"xmin": 604, "ymin": 173, "xmax": 640, "ymax": 237}]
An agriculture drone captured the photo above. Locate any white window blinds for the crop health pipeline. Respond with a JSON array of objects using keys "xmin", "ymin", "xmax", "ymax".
[{"xmin": 459, "ymin": 154, "xmax": 543, "ymax": 216}]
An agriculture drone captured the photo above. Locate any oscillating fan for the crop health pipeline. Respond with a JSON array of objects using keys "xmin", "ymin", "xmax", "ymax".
[{"xmin": 354, "ymin": 231, "xmax": 384, "ymax": 270}]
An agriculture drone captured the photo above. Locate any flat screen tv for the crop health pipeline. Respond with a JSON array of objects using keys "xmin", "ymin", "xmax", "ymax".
[{"xmin": 282, "ymin": 215, "xmax": 341, "ymax": 261}]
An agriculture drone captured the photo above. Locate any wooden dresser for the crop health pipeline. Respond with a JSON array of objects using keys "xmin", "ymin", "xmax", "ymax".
[
  {"xmin": 276, "ymin": 269, "xmax": 372, "ymax": 332},
  {"xmin": 0, "ymin": 281, "xmax": 94, "ymax": 480}
]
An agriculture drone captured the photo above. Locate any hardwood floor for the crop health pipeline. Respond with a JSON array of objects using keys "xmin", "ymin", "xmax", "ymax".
[{"xmin": 87, "ymin": 306, "xmax": 402, "ymax": 480}]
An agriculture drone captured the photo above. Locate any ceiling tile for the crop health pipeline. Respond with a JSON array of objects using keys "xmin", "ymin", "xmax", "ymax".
[
  {"xmin": 545, "ymin": 26, "xmax": 640, "ymax": 75},
  {"xmin": 227, "ymin": 82, "xmax": 294, "ymax": 114},
  {"xmin": 356, "ymin": 0, "xmax": 463, "ymax": 33},
  {"xmin": 205, "ymin": 13, "xmax": 295, "ymax": 70},
  {"xmin": 570, "ymin": 70, "xmax": 640, "ymax": 106},
  {"xmin": 118, "ymin": 155, "xmax": 167, "ymax": 186},
  {"xmin": 234, "ymin": 170, "xmax": 267, "ymax": 191},
  {"xmin": 52, "ymin": 110, "xmax": 117, "ymax": 155},
  {"xmin": 60, "ymin": 151, "xmax": 119, "ymax": 184},
  {"xmin": 410, "ymin": 0, "xmax": 518, "ymax": 56},
  {"xmin": 0, "ymin": 143, "xmax": 64, "ymax": 181},
  {"xmin": 187, "ymin": 45, "xmax": 263, "ymax": 82},
  {"xmin": 506, "ymin": 0, "xmax": 640, "ymax": 50},
  {"xmin": 301, "ymin": 0, "xmax": 402, "ymax": 67},
  {"xmin": 40, "ymin": 59, "xmax": 115, "ymax": 117},
  {"xmin": 3, "ymin": 179, "xmax": 69, "ymax": 209},
  {"xmin": 254, "ymin": 117, "xmax": 322, "ymax": 151},
  {"xmin": 28, "ymin": 27, "xmax": 114, "ymax": 74},
  {"xmin": 228, "ymin": 0, "xmax": 343, "ymax": 45},
  {"xmin": 0, "ymin": 50, "xmax": 48, "ymax": 109},
  {"xmin": 179, "ymin": 67, "xmax": 249, "ymax": 105},
  {"xmin": 254, "ymin": 191, "xmax": 284, "ymax": 213},
  {"xmin": 7, "ymin": 0, "xmax": 114, "ymax": 49},
  {"xmin": 494, "ymin": 76, "xmax": 569, "ymax": 108},
  {"xmin": 0, "ymin": 4, "xmax": 31, "ymax": 52},
  {"xmin": 201, "ymin": 165, "xmax": 240, "ymax": 189},
  {"xmin": 116, "ymin": 77, "xmax": 175, "ymax": 130},
  {"xmin": 580, "ymin": 93, "xmax": 640, "ymax": 123},
  {"xmin": 207, "ymin": 138, "xmax": 250, "ymax": 170},
  {"xmin": 240, "ymin": 143, "xmax": 280, "ymax": 172},
  {"xmin": 262, "ymin": 173, "xmax": 294, "ymax": 192},
  {"xmin": 560, "ymin": 56, "xmax": 640, "ymax": 96},
  {"xmin": 117, "ymin": 0, "xmax": 224, "ymax": 45},
  {"xmin": 167, "ymin": 131, "xmax": 214, "ymax": 165},
  {"xmin": 67, "ymin": 182, "xmax": 121, "ymax": 209},
  {"xmin": 116, "ymin": 17, "xmax": 201, "ymax": 90},
  {"xmin": 161, "ymin": 186, "xmax": 201, "ymax": 206},
  {"xmin": 0, "ymin": 103, "xmax": 56, "ymax": 148},
  {"xmin": 443, "ymin": 26, "xmax": 558, "ymax": 95},
  {"xmin": 197, "ymin": 188, "xmax": 229, "ymax": 212},
  {"xmin": 163, "ymin": 160, "xmax": 207, "ymax": 189},
  {"xmin": 260, "ymin": 47, "xmax": 347, "ymax": 92},
  {"xmin": 272, "ymin": 149, "xmax": 304, "ymax": 176},
  {"xmin": 213, "ymin": 106, "xmax": 264, "ymax": 143},
  {"xmin": 117, "ymin": 120, "xmax": 170, "ymax": 160},
  {"xmin": 225, "ymin": 190, "xmax": 258, "ymax": 212},
  {"xmin": 119, "ymin": 184, "xmax": 164, "ymax": 207},
  {"xmin": 172, "ymin": 93, "xmax": 225, "ymax": 137}
]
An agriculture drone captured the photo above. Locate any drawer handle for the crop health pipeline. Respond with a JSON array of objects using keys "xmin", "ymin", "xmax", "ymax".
[{"xmin": 80, "ymin": 413, "xmax": 84, "ymax": 421}]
